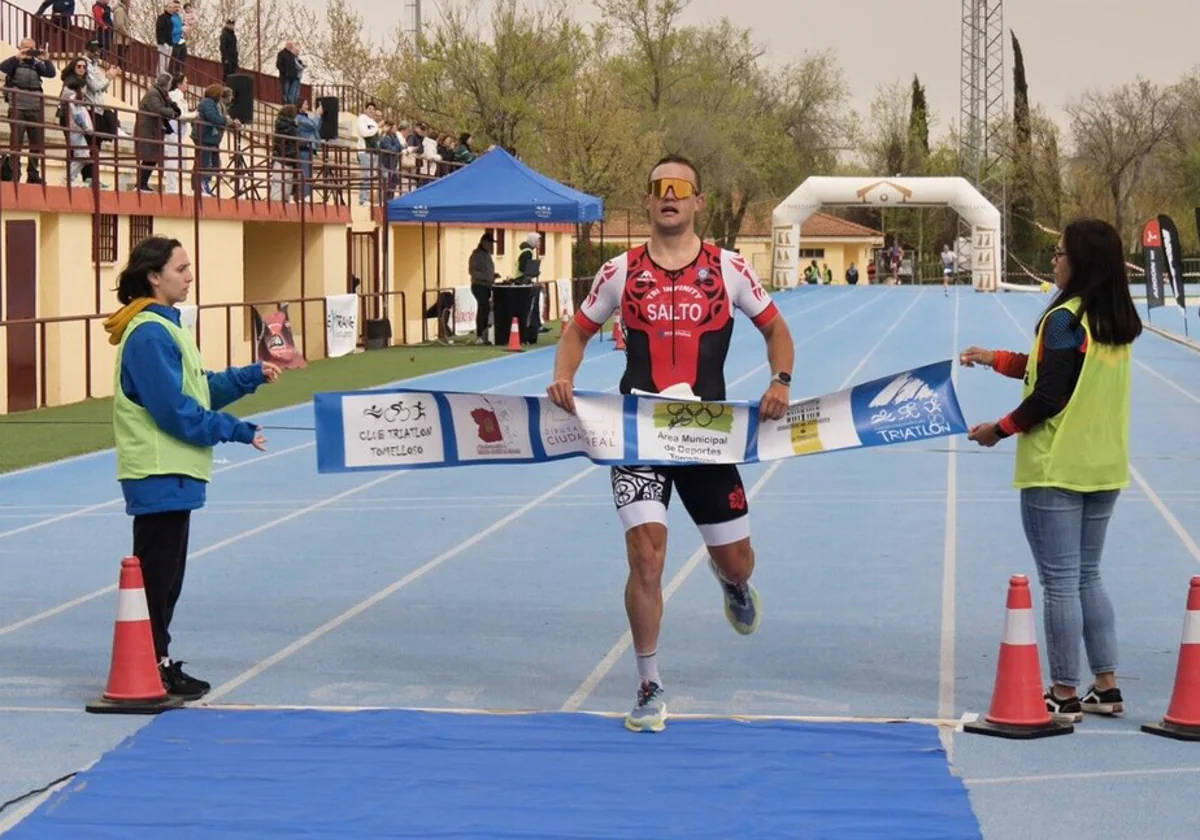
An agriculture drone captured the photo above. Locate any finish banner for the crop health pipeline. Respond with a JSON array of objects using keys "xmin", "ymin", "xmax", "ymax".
[{"xmin": 313, "ymin": 361, "xmax": 967, "ymax": 474}]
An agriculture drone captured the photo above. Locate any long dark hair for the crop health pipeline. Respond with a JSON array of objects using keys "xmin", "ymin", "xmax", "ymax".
[
  {"xmin": 116, "ymin": 236, "xmax": 183, "ymax": 305},
  {"xmin": 1041, "ymin": 218, "xmax": 1143, "ymax": 346}
]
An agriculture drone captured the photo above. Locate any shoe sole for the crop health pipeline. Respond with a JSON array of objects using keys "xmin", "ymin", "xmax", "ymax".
[
  {"xmin": 624, "ymin": 714, "xmax": 666, "ymax": 733},
  {"xmin": 1049, "ymin": 709, "xmax": 1083, "ymax": 724},
  {"xmin": 1082, "ymin": 703, "xmax": 1124, "ymax": 716}
]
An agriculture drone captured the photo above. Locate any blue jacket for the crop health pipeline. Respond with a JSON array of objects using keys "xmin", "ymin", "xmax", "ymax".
[{"xmin": 118, "ymin": 304, "xmax": 265, "ymax": 516}]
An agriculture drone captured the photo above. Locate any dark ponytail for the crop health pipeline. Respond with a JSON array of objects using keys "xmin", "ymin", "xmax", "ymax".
[{"xmin": 115, "ymin": 236, "xmax": 183, "ymax": 305}]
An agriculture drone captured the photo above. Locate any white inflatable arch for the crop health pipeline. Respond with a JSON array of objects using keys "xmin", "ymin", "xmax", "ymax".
[{"xmin": 770, "ymin": 176, "xmax": 1002, "ymax": 292}]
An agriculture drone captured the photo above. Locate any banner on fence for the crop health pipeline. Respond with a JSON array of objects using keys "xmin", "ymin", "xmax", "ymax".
[
  {"xmin": 252, "ymin": 304, "xmax": 307, "ymax": 369},
  {"xmin": 312, "ymin": 360, "xmax": 967, "ymax": 474},
  {"xmin": 1142, "ymin": 218, "xmax": 1168, "ymax": 310},
  {"xmin": 325, "ymin": 294, "xmax": 358, "ymax": 358},
  {"xmin": 1158, "ymin": 214, "xmax": 1187, "ymax": 312}
]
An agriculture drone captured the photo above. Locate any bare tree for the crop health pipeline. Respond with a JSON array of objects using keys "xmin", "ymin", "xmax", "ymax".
[
  {"xmin": 595, "ymin": 0, "xmax": 692, "ymax": 114},
  {"xmin": 1066, "ymin": 78, "xmax": 1180, "ymax": 242}
]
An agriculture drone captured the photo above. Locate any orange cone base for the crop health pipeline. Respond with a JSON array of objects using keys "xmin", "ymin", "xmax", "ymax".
[
  {"xmin": 1141, "ymin": 719, "xmax": 1200, "ymax": 742},
  {"xmin": 85, "ymin": 692, "xmax": 184, "ymax": 715},
  {"xmin": 963, "ymin": 716, "xmax": 1074, "ymax": 740}
]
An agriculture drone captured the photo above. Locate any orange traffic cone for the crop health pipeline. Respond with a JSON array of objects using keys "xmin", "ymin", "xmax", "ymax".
[
  {"xmin": 1143, "ymin": 576, "xmax": 1200, "ymax": 741},
  {"xmin": 963, "ymin": 575, "xmax": 1073, "ymax": 739},
  {"xmin": 86, "ymin": 557, "xmax": 183, "ymax": 715},
  {"xmin": 612, "ymin": 315, "xmax": 626, "ymax": 351},
  {"xmin": 505, "ymin": 316, "xmax": 522, "ymax": 352}
]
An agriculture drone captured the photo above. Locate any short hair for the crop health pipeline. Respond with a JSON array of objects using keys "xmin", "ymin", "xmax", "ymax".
[
  {"xmin": 204, "ymin": 83, "xmax": 223, "ymax": 99},
  {"xmin": 648, "ymin": 154, "xmax": 701, "ymax": 193},
  {"xmin": 116, "ymin": 237, "xmax": 183, "ymax": 305}
]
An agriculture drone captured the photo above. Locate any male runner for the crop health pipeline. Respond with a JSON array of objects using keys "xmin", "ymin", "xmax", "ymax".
[{"xmin": 547, "ymin": 155, "xmax": 795, "ymax": 732}]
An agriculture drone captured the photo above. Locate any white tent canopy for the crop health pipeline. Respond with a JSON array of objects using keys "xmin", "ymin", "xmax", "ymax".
[{"xmin": 770, "ymin": 176, "xmax": 1002, "ymax": 292}]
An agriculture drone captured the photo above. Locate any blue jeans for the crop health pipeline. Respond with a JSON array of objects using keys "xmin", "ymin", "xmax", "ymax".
[
  {"xmin": 283, "ymin": 79, "xmax": 301, "ymax": 105},
  {"xmin": 1020, "ymin": 487, "xmax": 1120, "ymax": 687}
]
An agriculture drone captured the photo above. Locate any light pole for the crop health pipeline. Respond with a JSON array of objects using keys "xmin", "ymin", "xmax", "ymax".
[{"xmin": 256, "ymin": 0, "xmax": 262, "ymax": 73}]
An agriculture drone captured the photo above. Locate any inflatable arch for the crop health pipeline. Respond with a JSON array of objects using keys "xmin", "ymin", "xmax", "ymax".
[{"xmin": 770, "ymin": 176, "xmax": 1002, "ymax": 292}]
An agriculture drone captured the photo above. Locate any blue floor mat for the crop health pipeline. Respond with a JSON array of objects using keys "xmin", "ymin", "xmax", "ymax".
[{"xmin": 7, "ymin": 709, "xmax": 981, "ymax": 839}]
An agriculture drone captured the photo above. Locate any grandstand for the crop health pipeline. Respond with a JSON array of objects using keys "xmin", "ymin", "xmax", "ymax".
[{"xmin": 0, "ymin": 1, "xmax": 577, "ymax": 414}]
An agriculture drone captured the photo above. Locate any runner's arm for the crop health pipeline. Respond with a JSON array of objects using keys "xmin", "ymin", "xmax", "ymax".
[{"xmin": 548, "ymin": 259, "xmax": 625, "ymax": 412}]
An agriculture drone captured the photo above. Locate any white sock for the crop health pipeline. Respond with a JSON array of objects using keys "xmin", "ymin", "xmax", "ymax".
[{"xmin": 635, "ymin": 650, "xmax": 661, "ymax": 687}]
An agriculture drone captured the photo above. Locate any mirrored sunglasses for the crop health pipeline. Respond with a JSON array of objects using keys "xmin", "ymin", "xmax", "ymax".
[{"xmin": 648, "ymin": 177, "xmax": 697, "ymax": 200}]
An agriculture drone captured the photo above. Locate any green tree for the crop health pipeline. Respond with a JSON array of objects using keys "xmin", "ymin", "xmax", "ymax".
[{"xmin": 1009, "ymin": 32, "xmax": 1037, "ymax": 266}]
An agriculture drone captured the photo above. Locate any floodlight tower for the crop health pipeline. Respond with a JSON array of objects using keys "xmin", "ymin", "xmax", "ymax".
[
  {"xmin": 406, "ymin": 0, "xmax": 423, "ymax": 60},
  {"xmin": 959, "ymin": 0, "xmax": 1006, "ymax": 283}
]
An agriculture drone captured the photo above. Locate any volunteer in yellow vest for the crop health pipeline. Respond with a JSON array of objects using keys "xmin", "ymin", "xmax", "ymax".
[
  {"xmin": 959, "ymin": 218, "xmax": 1142, "ymax": 724},
  {"xmin": 102, "ymin": 236, "xmax": 280, "ymax": 701}
]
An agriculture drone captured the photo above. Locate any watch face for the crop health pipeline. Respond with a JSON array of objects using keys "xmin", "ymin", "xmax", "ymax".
[{"xmin": 776, "ymin": 373, "xmax": 791, "ymax": 385}]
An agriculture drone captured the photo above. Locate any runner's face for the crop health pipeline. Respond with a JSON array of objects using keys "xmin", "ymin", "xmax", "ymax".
[{"xmin": 645, "ymin": 163, "xmax": 703, "ymax": 234}]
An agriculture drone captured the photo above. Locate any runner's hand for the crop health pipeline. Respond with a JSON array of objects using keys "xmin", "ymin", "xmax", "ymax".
[
  {"xmin": 547, "ymin": 379, "xmax": 576, "ymax": 414},
  {"xmin": 759, "ymin": 382, "xmax": 789, "ymax": 421},
  {"xmin": 959, "ymin": 347, "xmax": 995, "ymax": 368}
]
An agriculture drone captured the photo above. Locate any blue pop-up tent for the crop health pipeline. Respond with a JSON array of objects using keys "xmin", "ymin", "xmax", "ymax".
[{"xmin": 385, "ymin": 147, "xmax": 605, "ymax": 224}]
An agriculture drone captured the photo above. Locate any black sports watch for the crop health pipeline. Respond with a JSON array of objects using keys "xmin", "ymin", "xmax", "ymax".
[{"xmin": 771, "ymin": 372, "xmax": 792, "ymax": 387}]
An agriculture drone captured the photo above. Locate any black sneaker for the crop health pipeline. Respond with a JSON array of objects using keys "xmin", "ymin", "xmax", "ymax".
[
  {"xmin": 1081, "ymin": 684, "xmax": 1124, "ymax": 716},
  {"xmin": 1044, "ymin": 688, "xmax": 1083, "ymax": 723},
  {"xmin": 160, "ymin": 660, "xmax": 210, "ymax": 701}
]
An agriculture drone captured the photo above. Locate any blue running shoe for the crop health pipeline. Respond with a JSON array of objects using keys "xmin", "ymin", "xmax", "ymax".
[
  {"xmin": 708, "ymin": 558, "xmax": 761, "ymax": 635},
  {"xmin": 625, "ymin": 681, "xmax": 666, "ymax": 732}
]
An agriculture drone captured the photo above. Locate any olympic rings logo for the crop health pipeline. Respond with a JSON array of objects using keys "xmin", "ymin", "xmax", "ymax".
[{"xmin": 665, "ymin": 402, "xmax": 727, "ymax": 429}]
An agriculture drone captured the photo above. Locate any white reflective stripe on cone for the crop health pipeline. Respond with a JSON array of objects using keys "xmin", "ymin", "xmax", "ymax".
[
  {"xmin": 116, "ymin": 588, "xmax": 150, "ymax": 622},
  {"xmin": 1183, "ymin": 611, "xmax": 1200, "ymax": 646},
  {"xmin": 1002, "ymin": 608, "xmax": 1037, "ymax": 646}
]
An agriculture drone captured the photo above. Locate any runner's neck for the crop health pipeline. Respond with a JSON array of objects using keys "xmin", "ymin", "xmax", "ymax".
[{"xmin": 647, "ymin": 232, "xmax": 703, "ymax": 272}]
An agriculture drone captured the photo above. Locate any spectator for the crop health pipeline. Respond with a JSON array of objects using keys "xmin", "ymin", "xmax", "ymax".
[
  {"xmin": 468, "ymin": 232, "xmax": 499, "ymax": 344},
  {"xmin": 82, "ymin": 39, "xmax": 122, "ymax": 144},
  {"xmin": 377, "ymin": 121, "xmax": 403, "ymax": 198},
  {"xmin": 846, "ymin": 262, "xmax": 859, "ymax": 285},
  {"xmin": 134, "ymin": 72, "xmax": 180, "ymax": 192},
  {"xmin": 192, "ymin": 83, "xmax": 231, "ymax": 196},
  {"xmin": 453, "ymin": 132, "xmax": 475, "ymax": 164},
  {"xmin": 62, "ymin": 77, "xmax": 99, "ymax": 187},
  {"xmin": 271, "ymin": 104, "xmax": 299, "ymax": 202},
  {"xmin": 219, "ymin": 18, "xmax": 238, "ymax": 80},
  {"xmin": 92, "ymin": 0, "xmax": 114, "ymax": 55},
  {"xmin": 355, "ymin": 102, "xmax": 380, "ymax": 206},
  {"xmin": 163, "ymin": 73, "xmax": 196, "ymax": 194},
  {"xmin": 275, "ymin": 41, "xmax": 303, "ymax": 105},
  {"xmin": 294, "ymin": 99, "xmax": 321, "ymax": 198},
  {"xmin": 34, "ymin": 0, "xmax": 74, "ymax": 52},
  {"xmin": 181, "ymin": 2, "xmax": 197, "ymax": 39},
  {"xmin": 102, "ymin": 235, "xmax": 278, "ymax": 702},
  {"xmin": 112, "ymin": 0, "xmax": 130, "ymax": 69},
  {"xmin": 0, "ymin": 39, "xmax": 55, "ymax": 184},
  {"xmin": 155, "ymin": 1, "xmax": 179, "ymax": 77}
]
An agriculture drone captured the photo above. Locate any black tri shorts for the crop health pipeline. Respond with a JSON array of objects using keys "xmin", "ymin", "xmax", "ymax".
[{"xmin": 610, "ymin": 463, "xmax": 750, "ymax": 547}]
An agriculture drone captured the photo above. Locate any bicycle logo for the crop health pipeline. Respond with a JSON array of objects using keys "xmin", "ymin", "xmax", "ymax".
[{"xmin": 363, "ymin": 399, "xmax": 428, "ymax": 423}]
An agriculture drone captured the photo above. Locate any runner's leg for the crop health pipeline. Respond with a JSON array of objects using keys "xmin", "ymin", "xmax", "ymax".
[{"xmin": 612, "ymin": 465, "xmax": 672, "ymax": 731}]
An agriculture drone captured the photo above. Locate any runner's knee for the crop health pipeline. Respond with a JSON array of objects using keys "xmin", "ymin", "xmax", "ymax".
[{"xmin": 626, "ymin": 524, "xmax": 667, "ymax": 584}]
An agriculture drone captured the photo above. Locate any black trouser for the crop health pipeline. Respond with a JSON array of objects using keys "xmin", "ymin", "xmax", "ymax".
[
  {"xmin": 133, "ymin": 510, "xmax": 192, "ymax": 661},
  {"xmin": 471, "ymin": 283, "xmax": 492, "ymax": 339}
]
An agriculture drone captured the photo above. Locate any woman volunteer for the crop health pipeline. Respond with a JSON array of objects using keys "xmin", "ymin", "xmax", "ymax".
[
  {"xmin": 102, "ymin": 236, "xmax": 280, "ymax": 701},
  {"xmin": 960, "ymin": 218, "xmax": 1142, "ymax": 723}
]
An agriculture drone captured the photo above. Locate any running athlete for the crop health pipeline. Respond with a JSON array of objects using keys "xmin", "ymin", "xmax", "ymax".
[{"xmin": 547, "ymin": 155, "xmax": 795, "ymax": 732}]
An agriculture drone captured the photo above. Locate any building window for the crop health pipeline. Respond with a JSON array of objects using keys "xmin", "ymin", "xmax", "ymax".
[
  {"xmin": 93, "ymin": 214, "xmax": 118, "ymax": 264},
  {"xmin": 799, "ymin": 248, "xmax": 825, "ymax": 258},
  {"xmin": 537, "ymin": 231, "xmax": 546, "ymax": 257},
  {"xmin": 130, "ymin": 215, "xmax": 154, "ymax": 249},
  {"xmin": 486, "ymin": 228, "xmax": 506, "ymax": 256}
]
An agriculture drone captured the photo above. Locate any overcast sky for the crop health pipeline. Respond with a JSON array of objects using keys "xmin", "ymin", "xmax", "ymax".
[{"xmin": 290, "ymin": 0, "xmax": 1198, "ymax": 139}]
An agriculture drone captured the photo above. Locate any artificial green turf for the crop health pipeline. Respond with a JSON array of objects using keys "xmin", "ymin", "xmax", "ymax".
[{"xmin": 0, "ymin": 332, "xmax": 560, "ymax": 474}]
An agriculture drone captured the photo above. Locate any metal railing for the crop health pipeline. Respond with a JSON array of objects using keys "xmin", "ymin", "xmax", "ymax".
[{"xmin": 0, "ymin": 290, "xmax": 408, "ymax": 412}]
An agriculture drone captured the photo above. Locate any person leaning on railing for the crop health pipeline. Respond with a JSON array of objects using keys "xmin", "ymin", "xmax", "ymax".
[
  {"xmin": 192, "ymin": 83, "xmax": 235, "ymax": 196},
  {"xmin": 101, "ymin": 235, "xmax": 281, "ymax": 701}
]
